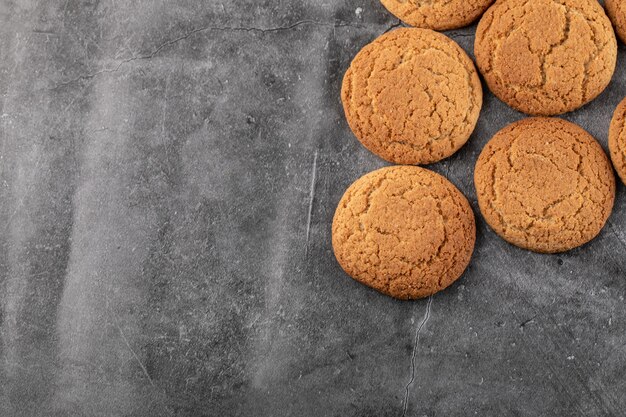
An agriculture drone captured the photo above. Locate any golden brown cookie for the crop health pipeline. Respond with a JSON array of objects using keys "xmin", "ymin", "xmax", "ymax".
[
  {"xmin": 332, "ymin": 166, "xmax": 476, "ymax": 300},
  {"xmin": 474, "ymin": 118, "xmax": 615, "ymax": 253},
  {"xmin": 475, "ymin": 0, "xmax": 617, "ymax": 116},
  {"xmin": 341, "ymin": 28, "xmax": 482, "ymax": 165},
  {"xmin": 606, "ymin": 0, "xmax": 626, "ymax": 44},
  {"xmin": 380, "ymin": 0, "xmax": 495, "ymax": 31},
  {"xmin": 609, "ymin": 97, "xmax": 626, "ymax": 185}
]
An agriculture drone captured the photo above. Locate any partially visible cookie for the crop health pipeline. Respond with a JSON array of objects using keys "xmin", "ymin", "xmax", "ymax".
[
  {"xmin": 380, "ymin": 0, "xmax": 495, "ymax": 31},
  {"xmin": 475, "ymin": 0, "xmax": 617, "ymax": 116},
  {"xmin": 609, "ymin": 97, "xmax": 626, "ymax": 185},
  {"xmin": 332, "ymin": 166, "xmax": 476, "ymax": 300},
  {"xmin": 341, "ymin": 28, "xmax": 482, "ymax": 165},
  {"xmin": 606, "ymin": 0, "xmax": 626, "ymax": 44},
  {"xmin": 474, "ymin": 118, "xmax": 615, "ymax": 253}
]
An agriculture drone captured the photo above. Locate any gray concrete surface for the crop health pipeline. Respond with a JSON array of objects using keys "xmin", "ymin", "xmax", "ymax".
[{"xmin": 0, "ymin": 1, "xmax": 625, "ymax": 416}]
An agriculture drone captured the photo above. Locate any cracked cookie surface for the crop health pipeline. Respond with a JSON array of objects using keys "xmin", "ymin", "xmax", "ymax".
[
  {"xmin": 380, "ymin": 0, "xmax": 495, "ymax": 30},
  {"xmin": 341, "ymin": 28, "xmax": 482, "ymax": 165},
  {"xmin": 475, "ymin": 0, "xmax": 617, "ymax": 116},
  {"xmin": 606, "ymin": 0, "xmax": 626, "ymax": 44},
  {"xmin": 474, "ymin": 118, "xmax": 615, "ymax": 253},
  {"xmin": 332, "ymin": 166, "xmax": 476, "ymax": 300},
  {"xmin": 609, "ymin": 97, "xmax": 626, "ymax": 185}
]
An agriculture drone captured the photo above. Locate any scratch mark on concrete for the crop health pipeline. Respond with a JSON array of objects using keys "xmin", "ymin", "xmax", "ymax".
[
  {"xmin": 401, "ymin": 296, "xmax": 433, "ymax": 417},
  {"xmin": 383, "ymin": 19, "xmax": 403, "ymax": 34},
  {"xmin": 117, "ymin": 325, "xmax": 154, "ymax": 386},
  {"xmin": 31, "ymin": 30, "xmax": 58, "ymax": 36},
  {"xmin": 519, "ymin": 315, "xmax": 537, "ymax": 329},
  {"xmin": 160, "ymin": 73, "xmax": 173, "ymax": 177},
  {"xmin": 305, "ymin": 150, "xmax": 319, "ymax": 257},
  {"xmin": 51, "ymin": 20, "xmax": 365, "ymax": 90}
]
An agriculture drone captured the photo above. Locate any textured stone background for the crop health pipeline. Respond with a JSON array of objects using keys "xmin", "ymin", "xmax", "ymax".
[{"xmin": 0, "ymin": 1, "xmax": 625, "ymax": 416}]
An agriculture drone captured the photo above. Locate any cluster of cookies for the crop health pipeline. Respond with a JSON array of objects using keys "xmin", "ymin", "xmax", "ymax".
[{"xmin": 332, "ymin": 0, "xmax": 626, "ymax": 300}]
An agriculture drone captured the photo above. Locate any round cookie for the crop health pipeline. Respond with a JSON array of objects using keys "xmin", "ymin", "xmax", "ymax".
[
  {"xmin": 332, "ymin": 166, "xmax": 476, "ymax": 300},
  {"xmin": 609, "ymin": 97, "xmax": 626, "ymax": 185},
  {"xmin": 341, "ymin": 28, "xmax": 482, "ymax": 165},
  {"xmin": 474, "ymin": 0, "xmax": 617, "ymax": 116},
  {"xmin": 606, "ymin": 0, "xmax": 626, "ymax": 44},
  {"xmin": 474, "ymin": 118, "xmax": 615, "ymax": 253},
  {"xmin": 380, "ymin": 0, "xmax": 495, "ymax": 31}
]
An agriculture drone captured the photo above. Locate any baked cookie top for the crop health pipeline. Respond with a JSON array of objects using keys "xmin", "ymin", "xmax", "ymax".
[
  {"xmin": 341, "ymin": 28, "xmax": 482, "ymax": 165},
  {"xmin": 474, "ymin": 118, "xmax": 615, "ymax": 253},
  {"xmin": 380, "ymin": 0, "xmax": 495, "ymax": 31},
  {"xmin": 606, "ymin": 0, "xmax": 626, "ymax": 44},
  {"xmin": 475, "ymin": 0, "xmax": 617, "ymax": 116},
  {"xmin": 332, "ymin": 166, "xmax": 476, "ymax": 300},
  {"xmin": 609, "ymin": 97, "xmax": 626, "ymax": 185}
]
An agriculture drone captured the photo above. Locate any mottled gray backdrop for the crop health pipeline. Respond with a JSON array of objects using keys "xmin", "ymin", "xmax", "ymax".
[{"xmin": 0, "ymin": 1, "xmax": 625, "ymax": 416}]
